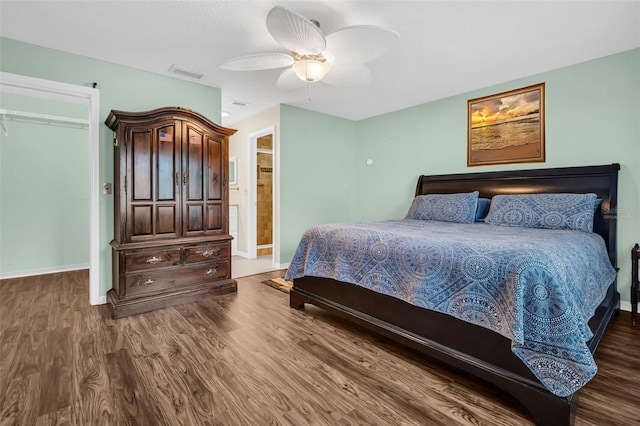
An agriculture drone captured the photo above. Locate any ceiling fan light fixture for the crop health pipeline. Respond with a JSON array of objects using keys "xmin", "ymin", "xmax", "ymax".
[
  {"xmin": 219, "ymin": 6, "xmax": 398, "ymax": 91},
  {"xmin": 292, "ymin": 59, "xmax": 330, "ymax": 83}
]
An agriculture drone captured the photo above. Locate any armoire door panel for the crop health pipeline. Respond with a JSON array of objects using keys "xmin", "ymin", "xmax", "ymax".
[
  {"xmin": 156, "ymin": 205, "xmax": 177, "ymax": 235},
  {"xmin": 184, "ymin": 125, "xmax": 204, "ymax": 202},
  {"xmin": 186, "ymin": 204, "xmax": 204, "ymax": 233},
  {"xmin": 131, "ymin": 205, "xmax": 152, "ymax": 236},
  {"xmin": 156, "ymin": 126, "xmax": 178, "ymax": 202},
  {"xmin": 206, "ymin": 205, "xmax": 222, "ymax": 230},
  {"xmin": 206, "ymin": 136, "xmax": 222, "ymax": 200},
  {"xmin": 131, "ymin": 130, "xmax": 152, "ymax": 201},
  {"xmin": 187, "ymin": 167, "xmax": 204, "ymax": 200}
]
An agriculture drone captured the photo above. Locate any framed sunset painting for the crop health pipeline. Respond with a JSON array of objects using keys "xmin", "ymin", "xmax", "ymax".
[{"xmin": 467, "ymin": 83, "xmax": 545, "ymax": 166}]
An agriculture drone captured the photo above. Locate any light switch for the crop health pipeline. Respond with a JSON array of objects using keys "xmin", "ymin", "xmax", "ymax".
[{"xmin": 103, "ymin": 183, "xmax": 112, "ymax": 195}]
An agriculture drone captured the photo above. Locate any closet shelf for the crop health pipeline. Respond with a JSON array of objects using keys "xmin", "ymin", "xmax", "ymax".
[{"xmin": 0, "ymin": 108, "xmax": 89, "ymax": 126}]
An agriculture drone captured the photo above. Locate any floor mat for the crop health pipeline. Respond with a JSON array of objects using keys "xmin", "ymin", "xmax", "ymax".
[{"xmin": 261, "ymin": 277, "xmax": 293, "ymax": 293}]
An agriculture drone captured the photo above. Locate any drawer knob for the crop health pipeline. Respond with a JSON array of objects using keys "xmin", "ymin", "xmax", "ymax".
[
  {"xmin": 141, "ymin": 278, "xmax": 154, "ymax": 286},
  {"xmin": 201, "ymin": 250, "xmax": 213, "ymax": 258},
  {"xmin": 146, "ymin": 256, "xmax": 162, "ymax": 264},
  {"xmin": 205, "ymin": 268, "xmax": 218, "ymax": 276}
]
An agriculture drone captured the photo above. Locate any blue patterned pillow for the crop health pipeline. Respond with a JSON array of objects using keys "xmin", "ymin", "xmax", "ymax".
[
  {"xmin": 484, "ymin": 193, "xmax": 598, "ymax": 232},
  {"xmin": 406, "ymin": 191, "xmax": 479, "ymax": 224}
]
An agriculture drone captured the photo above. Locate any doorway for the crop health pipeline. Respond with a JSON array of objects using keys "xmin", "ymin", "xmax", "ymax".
[
  {"xmin": 256, "ymin": 135, "xmax": 273, "ymax": 257},
  {"xmin": 246, "ymin": 126, "xmax": 276, "ymax": 268}
]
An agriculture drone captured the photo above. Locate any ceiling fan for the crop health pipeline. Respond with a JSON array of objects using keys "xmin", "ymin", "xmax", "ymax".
[{"xmin": 219, "ymin": 6, "xmax": 399, "ymax": 90}]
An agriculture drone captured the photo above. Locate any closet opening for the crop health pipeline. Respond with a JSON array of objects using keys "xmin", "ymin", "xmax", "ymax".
[{"xmin": 0, "ymin": 72, "xmax": 101, "ymax": 305}]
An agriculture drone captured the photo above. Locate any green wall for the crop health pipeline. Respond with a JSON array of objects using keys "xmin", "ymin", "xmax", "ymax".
[
  {"xmin": 280, "ymin": 105, "xmax": 358, "ymax": 261},
  {"xmin": 0, "ymin": 37, "xmax": 222, "ymax": 296},
  {"xmin": 355, "ymin": 94, "xmax": 466, "ymax": 221}
]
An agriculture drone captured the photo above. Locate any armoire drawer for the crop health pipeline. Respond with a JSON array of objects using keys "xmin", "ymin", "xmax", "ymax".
[
  {"xmin": 183, "ymin": 243, "xmax": 228, "ymax": 264},
  {"xmin": 125, "ymin": 248, "xmax": 181, "ymax": 272},
  {"xmin": 125, "ymin": 261, "xmax": 230, "ymax": 297}
]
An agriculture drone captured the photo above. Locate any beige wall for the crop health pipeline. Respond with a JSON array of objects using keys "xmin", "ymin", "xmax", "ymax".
[{"xmin": 228, "ymin": 105, "xmax": 282, "ymax": 264}]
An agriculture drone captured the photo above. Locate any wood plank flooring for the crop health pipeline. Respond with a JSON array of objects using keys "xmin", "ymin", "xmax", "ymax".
[{"xmin": 1, "ymin": 269, "xmax": 639, "ymax": 425}]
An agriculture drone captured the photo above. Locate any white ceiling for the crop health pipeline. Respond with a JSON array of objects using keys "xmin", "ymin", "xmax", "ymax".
[{"xmin": 1, "ymin": 1, "xmax": 639, "ymax": 126}]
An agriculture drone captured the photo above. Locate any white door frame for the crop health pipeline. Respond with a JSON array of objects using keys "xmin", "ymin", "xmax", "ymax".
[
  {"xmin": 0, "ymin": 72, "xmax": 101, "ymax": 305},
  {"xmin": 247, "ymin": 125, "xmax": 276, "ymax": 261}
]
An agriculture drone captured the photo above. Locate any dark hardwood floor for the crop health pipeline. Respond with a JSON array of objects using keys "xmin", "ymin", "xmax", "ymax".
[{"xmin": 1, "ymin": 269, "xmax": 638, "ymax": 425}]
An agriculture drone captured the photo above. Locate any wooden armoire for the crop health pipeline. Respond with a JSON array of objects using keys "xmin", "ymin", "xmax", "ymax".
[{"xmin": 105, "ymin": 107, "xmax": 237, "ymax": 318}]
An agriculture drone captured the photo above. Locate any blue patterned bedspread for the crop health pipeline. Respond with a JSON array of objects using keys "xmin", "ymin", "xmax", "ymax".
[{"xmin": 285, "ymin": 219, "xmax": 617, "ymax": 397}]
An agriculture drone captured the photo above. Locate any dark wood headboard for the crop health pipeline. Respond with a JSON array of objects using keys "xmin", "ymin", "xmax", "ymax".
[{"xmin": 415, "ymin": 164, "xmax": 620, "ymax": 266}]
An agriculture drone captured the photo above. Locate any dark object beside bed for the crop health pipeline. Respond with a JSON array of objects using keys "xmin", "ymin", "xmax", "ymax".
[
  {"xmin": 289, "ymin": 164, "xmax": 620, "ymax": 426},
  {"xmin": 632, "ymin": 243, "xmax": 639, "ymax": 326}
]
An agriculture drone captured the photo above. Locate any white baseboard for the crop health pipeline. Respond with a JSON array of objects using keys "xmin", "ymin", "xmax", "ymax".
[
  {"xmin": 620, "ymin": 300, "xmax": 632, "ymax": 312},
  {"xmin": 233, "ymin": 250, "xmax": 249, "ymax": 258},
  {"xmin": 0, "ymin": 263, "xmax": 89, "ymax": 280},
  {"xmin": 91, "ymin": 295, "xmax": 107, "ymax": 306},
  {"xmin": 275, "ymin": 262, "xmax": 289, "ymax": 270}
]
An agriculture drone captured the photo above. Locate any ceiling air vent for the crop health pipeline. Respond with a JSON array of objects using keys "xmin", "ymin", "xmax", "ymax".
[
  {"xmin": 169, "ymin": 64, "xmax": 205, "ymax": 80},
  {"xmin": 231, "ymin": 100, "xmax": 249, "ymax": 107}
]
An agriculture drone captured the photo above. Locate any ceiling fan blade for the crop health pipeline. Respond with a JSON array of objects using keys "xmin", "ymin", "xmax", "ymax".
[
  {"xmin": 326, "ymin": 25, "xmax": 400, "ymax": 65},
  {"xmin": 266, "ymin": 6, "xmax": 326, "ymax": 55},
  {"xmin": 276, "ymin": 68, "xmax": 308, "ymax": 91},
  {"xmin": 219, "ymin": 53, "xmax": 294, "ymax": 71},
  {"xmin": 322, "ymin": 64, "xmax": 372, "ymax": 87}
]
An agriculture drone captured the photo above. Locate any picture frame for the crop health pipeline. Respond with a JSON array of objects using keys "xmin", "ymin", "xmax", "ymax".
[
  {"xmin": 228, "ymin": 156, "xmax": 237, "ymax": 186},
  {"xmin": 467, "ymin": 83, "xmax": 545, "ymax": 167}
]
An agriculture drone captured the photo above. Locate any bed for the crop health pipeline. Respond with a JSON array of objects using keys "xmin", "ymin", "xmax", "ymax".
[{"xmin": 286, "ymin": 164, "xmax": 620, "ymax": 426}]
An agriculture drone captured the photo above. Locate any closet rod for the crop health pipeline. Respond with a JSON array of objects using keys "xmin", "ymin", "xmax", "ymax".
[{"xmin": 0, "ymin": 108, "xmax": 89, "ymax": 126}]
